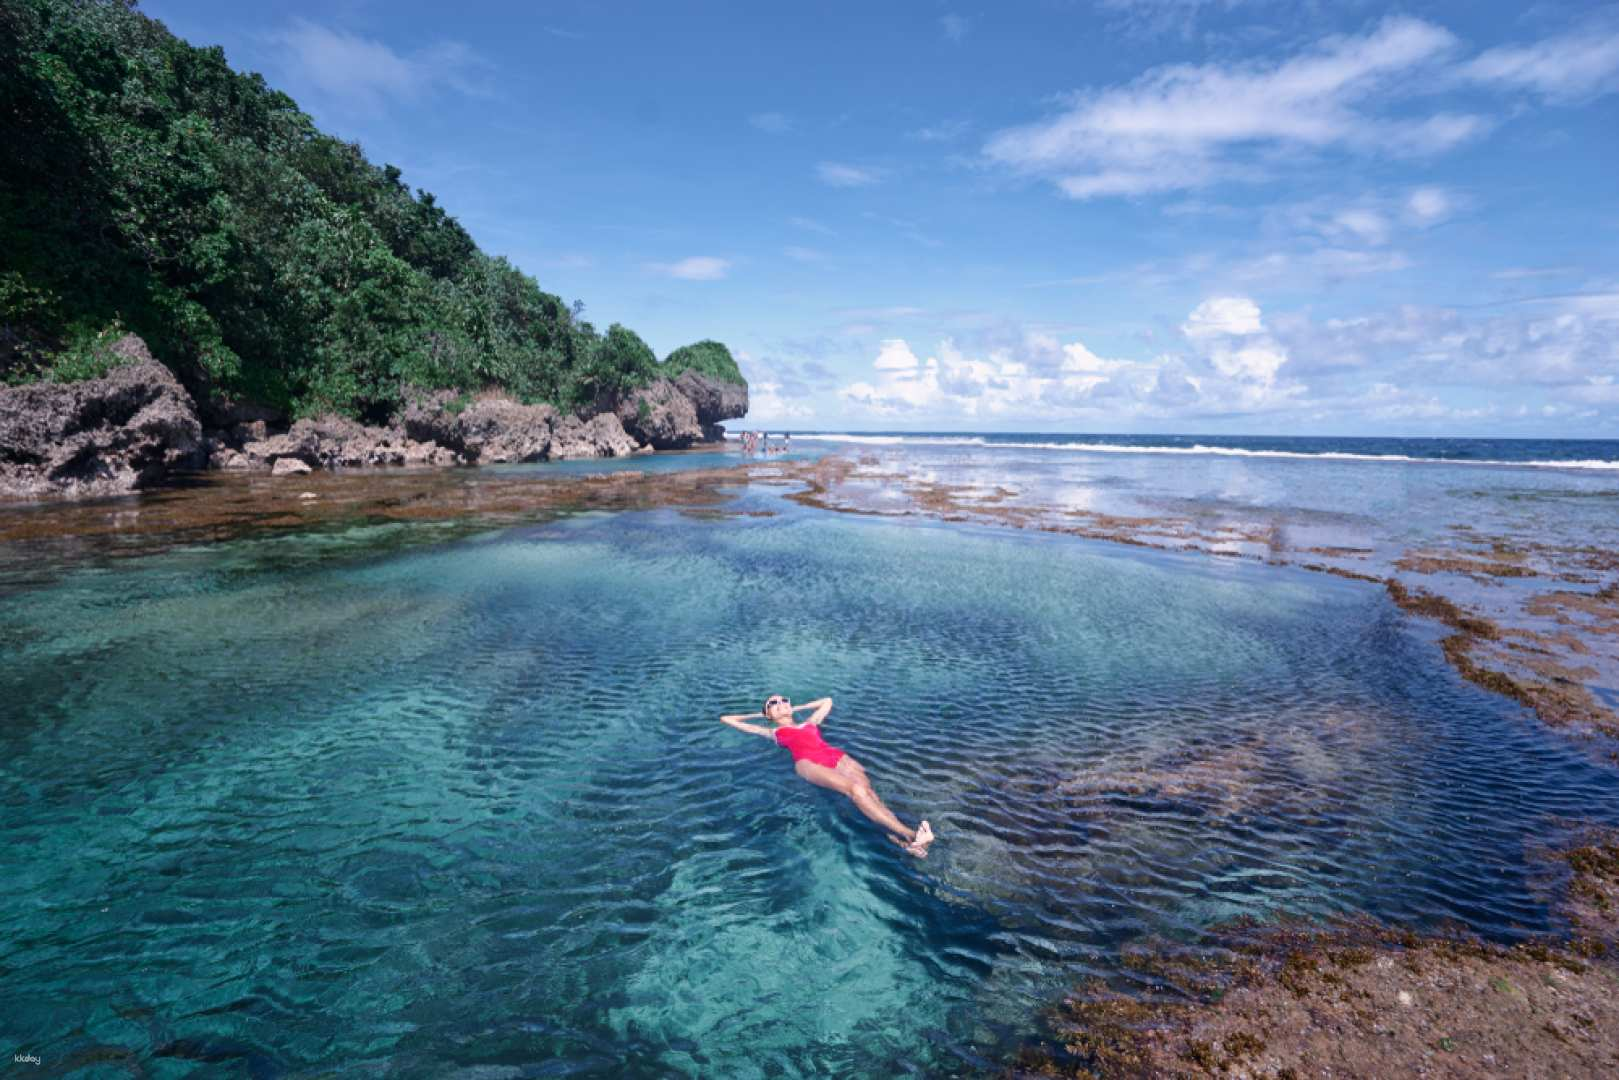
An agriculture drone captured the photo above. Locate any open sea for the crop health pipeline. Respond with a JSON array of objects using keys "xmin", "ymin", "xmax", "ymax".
[
  {"xmin": 782, "ymin": 431, "xmax": 1619, "ymax": 468},
  {"xmin": 4, "ymin": 433, "xmax": 1619, "ymax": 1077}
]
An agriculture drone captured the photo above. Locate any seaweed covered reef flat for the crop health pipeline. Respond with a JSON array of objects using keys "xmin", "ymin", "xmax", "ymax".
[
  {"xmin": 1009, "ymin": 829, "xmax": 1619, "ymax": 1079},
  {"xmin": 0, "ymin": 454, "xmax": 765, "ymax": 570}
]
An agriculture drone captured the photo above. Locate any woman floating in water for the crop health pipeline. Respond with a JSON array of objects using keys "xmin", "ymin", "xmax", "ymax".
[{"xmin": 721, "ymin": 695, "xmax": 934, "ymax": 857}]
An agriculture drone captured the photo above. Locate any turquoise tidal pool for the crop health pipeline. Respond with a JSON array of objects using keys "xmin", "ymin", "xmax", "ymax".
[{"xmin": 5, "ymin": 493, "xmax": 1619, "ymax": 1077}]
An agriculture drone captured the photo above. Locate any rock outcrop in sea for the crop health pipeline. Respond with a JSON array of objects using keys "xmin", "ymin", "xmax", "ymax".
[
  {"xmin": 0, "ymin": 334, "xmax": 747, "ymax": 499},
  {"xmin": 0, "ymin": 336, "xmax": 206, "ymax": 498}
]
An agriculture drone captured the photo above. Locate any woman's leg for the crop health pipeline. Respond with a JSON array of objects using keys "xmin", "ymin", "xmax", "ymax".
[
  {"xmin": 832, "ymin": 757, "xmax": 914, "ymax": 841},
  {"xmin": 795, "ymin": 757, "xmax": 932, "ymax": 853}
]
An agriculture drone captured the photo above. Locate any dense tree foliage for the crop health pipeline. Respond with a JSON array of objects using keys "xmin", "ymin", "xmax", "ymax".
[
  {"xmin": 662, "ymin": 340, "xmax": 745, "ymax": 385},
  {"xmin": 0, "ymin": 0, "xmax": 741, "ymax": 419}
]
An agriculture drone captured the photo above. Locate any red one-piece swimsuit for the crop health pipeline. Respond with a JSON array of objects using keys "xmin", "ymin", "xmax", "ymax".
[{"xmin": 774, "ymin": 723, "xmax": 845, "ymax": 768}]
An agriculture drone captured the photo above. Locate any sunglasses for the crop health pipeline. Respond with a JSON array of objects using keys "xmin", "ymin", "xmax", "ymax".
[{"xmin": 766, "ymin": 697, "xmax": 789, "ymax": 707}]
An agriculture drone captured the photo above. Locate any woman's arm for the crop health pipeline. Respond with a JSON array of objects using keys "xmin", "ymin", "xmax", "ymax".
[
  {"xmin": 793, "ymin": 697, "xmax": 833, "ymax": 726},
  {"xmin": 719, "ymin": 713, "xmax": 774, "ymax": 737}
]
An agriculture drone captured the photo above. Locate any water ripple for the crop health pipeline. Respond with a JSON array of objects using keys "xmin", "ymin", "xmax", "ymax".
[{"xmin": 4, "ymin": 506, "xmax": 1619, "ymax": 1076}]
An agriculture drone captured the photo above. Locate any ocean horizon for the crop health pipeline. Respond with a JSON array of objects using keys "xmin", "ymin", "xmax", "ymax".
[{"xmin": 734, "ymin": 430, "xmax": 1619, "ymax": 469}]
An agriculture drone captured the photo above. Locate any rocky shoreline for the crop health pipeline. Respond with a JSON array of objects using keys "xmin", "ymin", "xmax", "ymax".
[{"xmin": 0, "ymin": 334, "xmax": 747, "ymax": 499}]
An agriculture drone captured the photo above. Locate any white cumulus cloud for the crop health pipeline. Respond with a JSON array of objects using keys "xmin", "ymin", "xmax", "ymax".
[
  {"xmin": 1182, "ymin": 297, "xmax": 1292, "ymax": 384},
  {"xmin": 1183, "ymin": 297, "xmax": 1265, "ymax": 339},
  {"xmin": 873, "ymin": 339, "xmax": 922, "ymax": 370},
  {"xmin": 838, "ymin": 306, "xmax": 1307, "ymax": 422}
]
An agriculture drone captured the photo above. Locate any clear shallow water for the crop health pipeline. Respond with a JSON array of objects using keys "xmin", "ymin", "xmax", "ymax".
[{"xmin": 6, "ymin": 494, "xmax": 1619, "ymax": 1077}]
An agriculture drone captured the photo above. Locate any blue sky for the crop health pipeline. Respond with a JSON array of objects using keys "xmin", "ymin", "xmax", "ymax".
[{"xmin": 143, "ymin": 0, "xmax": 1619, "ymax": 436}]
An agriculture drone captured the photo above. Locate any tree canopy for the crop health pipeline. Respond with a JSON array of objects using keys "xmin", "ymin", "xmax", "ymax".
[
  {"xmin": 0, "ymin": 0, "xmax": 742, "ymax": 420},
  {"xmin": 663, "ymin": 340, "xmax": 746, "ymax": 385}
]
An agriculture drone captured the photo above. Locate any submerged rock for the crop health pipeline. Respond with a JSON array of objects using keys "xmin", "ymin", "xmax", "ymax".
[
  {"xmin": 270, "ymin": 457, "xmax": 312, "ymax": 477},
  {"xmin": 0, "ymin": 336, "xmax": 205, "ymax": 498}
]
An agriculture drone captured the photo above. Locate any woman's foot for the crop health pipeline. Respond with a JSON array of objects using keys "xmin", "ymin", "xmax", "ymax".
[{"xmin": 903, "ymin": 820, "xmax": 934, "ymax": 858}]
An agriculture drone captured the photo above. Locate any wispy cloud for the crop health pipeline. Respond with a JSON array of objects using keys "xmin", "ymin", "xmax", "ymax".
[
  {"xmin": 734, "ymin": 351, "xmax": 816, "ymax": 422},
  {"xmin": 744, "ymin": 381, "xmax": 814, "ymax": 421},
  {"xmin": 1272, "ymin": 186, "xmax": 1458, "ymax": 249},
  {"xmin": 1328, "ymin": 208, "xmax": 1391, "ymax": 245},
  {"xmin": 783, "ymin": 246, "xmax": 828, "ymax": 264},
  {"xmin": 1274, "ymin": 293, "xmax": 1619, "ymax": 391},
  {"xmin": 749, "ymin": 111, "xmax": 791, "ymax": 134},
  {"xmin": 1230, "ymin": 247, "xmax": 1413, "ymax": 284},
  {"xmin": 816, "ymin": 161, "xmax": 885, "ymax": 187},
  {"xmin": 646, "ymin": 256, "xmax": 731, "ymax": 281},
  {"xmin": 1491, "ymin": 266, "xmax": 1582, "ymax": 281},
  {"xmin": 1095, "ymin": 0, "xmax": 1282, "ymax": 40},
  {"xmin": 1405, "ymin": 186, "xmax": 1453, "ymax": 224},
  {"xmin": 789, "ymin": 215, "xmax": 838, "ymax": 237},
  {"xmin": 940, "ymin": 14, "xmax": 971, "ymax": 42},
  {"xmin": 907, "ymin": 118, "xmax": 971, "ymax": 142},
  {"xmin": 266, "ymin": 19, "xmax": 492, "ymax": 113},
  {"xmin": 835, "ymin": 305, "xmax": 930, "ymax": 321},
  {"xmin": 861, "ymin": 210, "xmax": 943, "ymax": 248},
  {"xmin": 1462, "ymin": 19, "xmax": 1619, "ymax": 103},
  {"xmin": 983, "ymin": 16, "xmax": 1480, "ymax": 198}
]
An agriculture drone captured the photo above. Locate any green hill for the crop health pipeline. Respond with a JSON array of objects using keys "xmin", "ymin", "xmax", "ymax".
[{"xmin": 0, "ymin": 0, "xmax": 742, "ymax": 422}]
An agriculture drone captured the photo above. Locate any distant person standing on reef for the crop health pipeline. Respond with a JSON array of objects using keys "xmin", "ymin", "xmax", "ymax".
[
  {"xmin": 720, "ymin": 695, "xmax": 935, "ymax": 858},
  {"xmin": 783, "ymin": 433, "xmax": 791, "ymax": 453}
]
